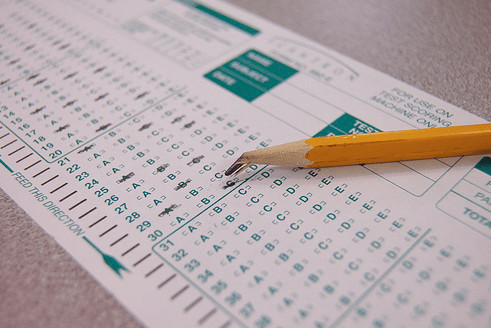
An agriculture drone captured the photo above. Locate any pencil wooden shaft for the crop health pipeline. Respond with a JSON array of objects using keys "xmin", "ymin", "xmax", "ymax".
[
  {"xmin": 306, "ymin": 123, "xmax": 491, "ymax": 167},
  {"xmin": 240, "ymin": 124, "xmax": 491, "ymax": 168}
]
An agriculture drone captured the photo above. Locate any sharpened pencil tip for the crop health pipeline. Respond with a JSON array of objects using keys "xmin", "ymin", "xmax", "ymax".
[
  {"xmin": 225, "ymin": 156, "xmax": 250, "ymax": 176},
  {"xmin": 225, "ymin": 163, "xmax": 242, "ymax": 176},
  {"xmin": 225, "ymin": 162, "xmax": 244, "ymax": 176}
]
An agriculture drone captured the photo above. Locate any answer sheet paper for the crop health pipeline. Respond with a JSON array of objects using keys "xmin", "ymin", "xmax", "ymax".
[{"xmin": 0, "ymin": 0, "xmax": 489, "ymax": 327}]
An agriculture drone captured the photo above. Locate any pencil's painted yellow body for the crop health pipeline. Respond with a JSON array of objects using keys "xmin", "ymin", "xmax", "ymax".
[{"xmin": 304, "ymin": 123, "xmax": 491, "ymax": 167}]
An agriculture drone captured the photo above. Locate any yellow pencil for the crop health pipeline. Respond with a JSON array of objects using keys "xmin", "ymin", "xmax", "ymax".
[{"xmin": 225, "ymin": 123, "xmax": 491, "ymax": 176}]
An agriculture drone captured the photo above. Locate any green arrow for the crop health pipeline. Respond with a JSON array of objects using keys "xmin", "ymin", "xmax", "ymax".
[{"xmin": 83, "ymin": 236, "xmax": 130, "ymax": 278}]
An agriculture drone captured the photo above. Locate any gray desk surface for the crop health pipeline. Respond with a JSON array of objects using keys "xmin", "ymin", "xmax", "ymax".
[{"xmin": 1, "ymin": 0, "xmax": 489, "ymax": 327}]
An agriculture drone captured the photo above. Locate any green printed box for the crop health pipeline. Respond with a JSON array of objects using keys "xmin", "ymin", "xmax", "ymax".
[
  {"xmin": 237, "ymin": 49, "xmax": 298, "ymax": 80},
  {"xmin": 204, "ymin": 49, "xmax": 297, "ymax": 102},
  {"xmin": 175, "ymin": 0, "xmax": 260, "ymax": 35},
  {"xmin": 314, "ymin": 113, "xmax": 381, "ymax": 137},
  {"xmin": 204, "ymin": 68, "xmax": 264, "ymax": 102},
  {"xmin": 474, "ymin": 156, "xmax": 491, "ymax": 176},
  {"xmin": 223, "ymin": 60, "xmax": 281, "ymax": 91}
]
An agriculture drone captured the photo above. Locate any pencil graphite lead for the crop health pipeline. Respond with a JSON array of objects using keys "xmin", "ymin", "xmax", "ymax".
[{"xmin": 224, "ymin": 155, "xmax": 250, "ymax": 176}]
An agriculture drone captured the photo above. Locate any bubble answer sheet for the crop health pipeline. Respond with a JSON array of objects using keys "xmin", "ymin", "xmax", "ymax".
[{"xmin": 0, "ymin": 0, "xmax": 490, "ymax": 327}]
